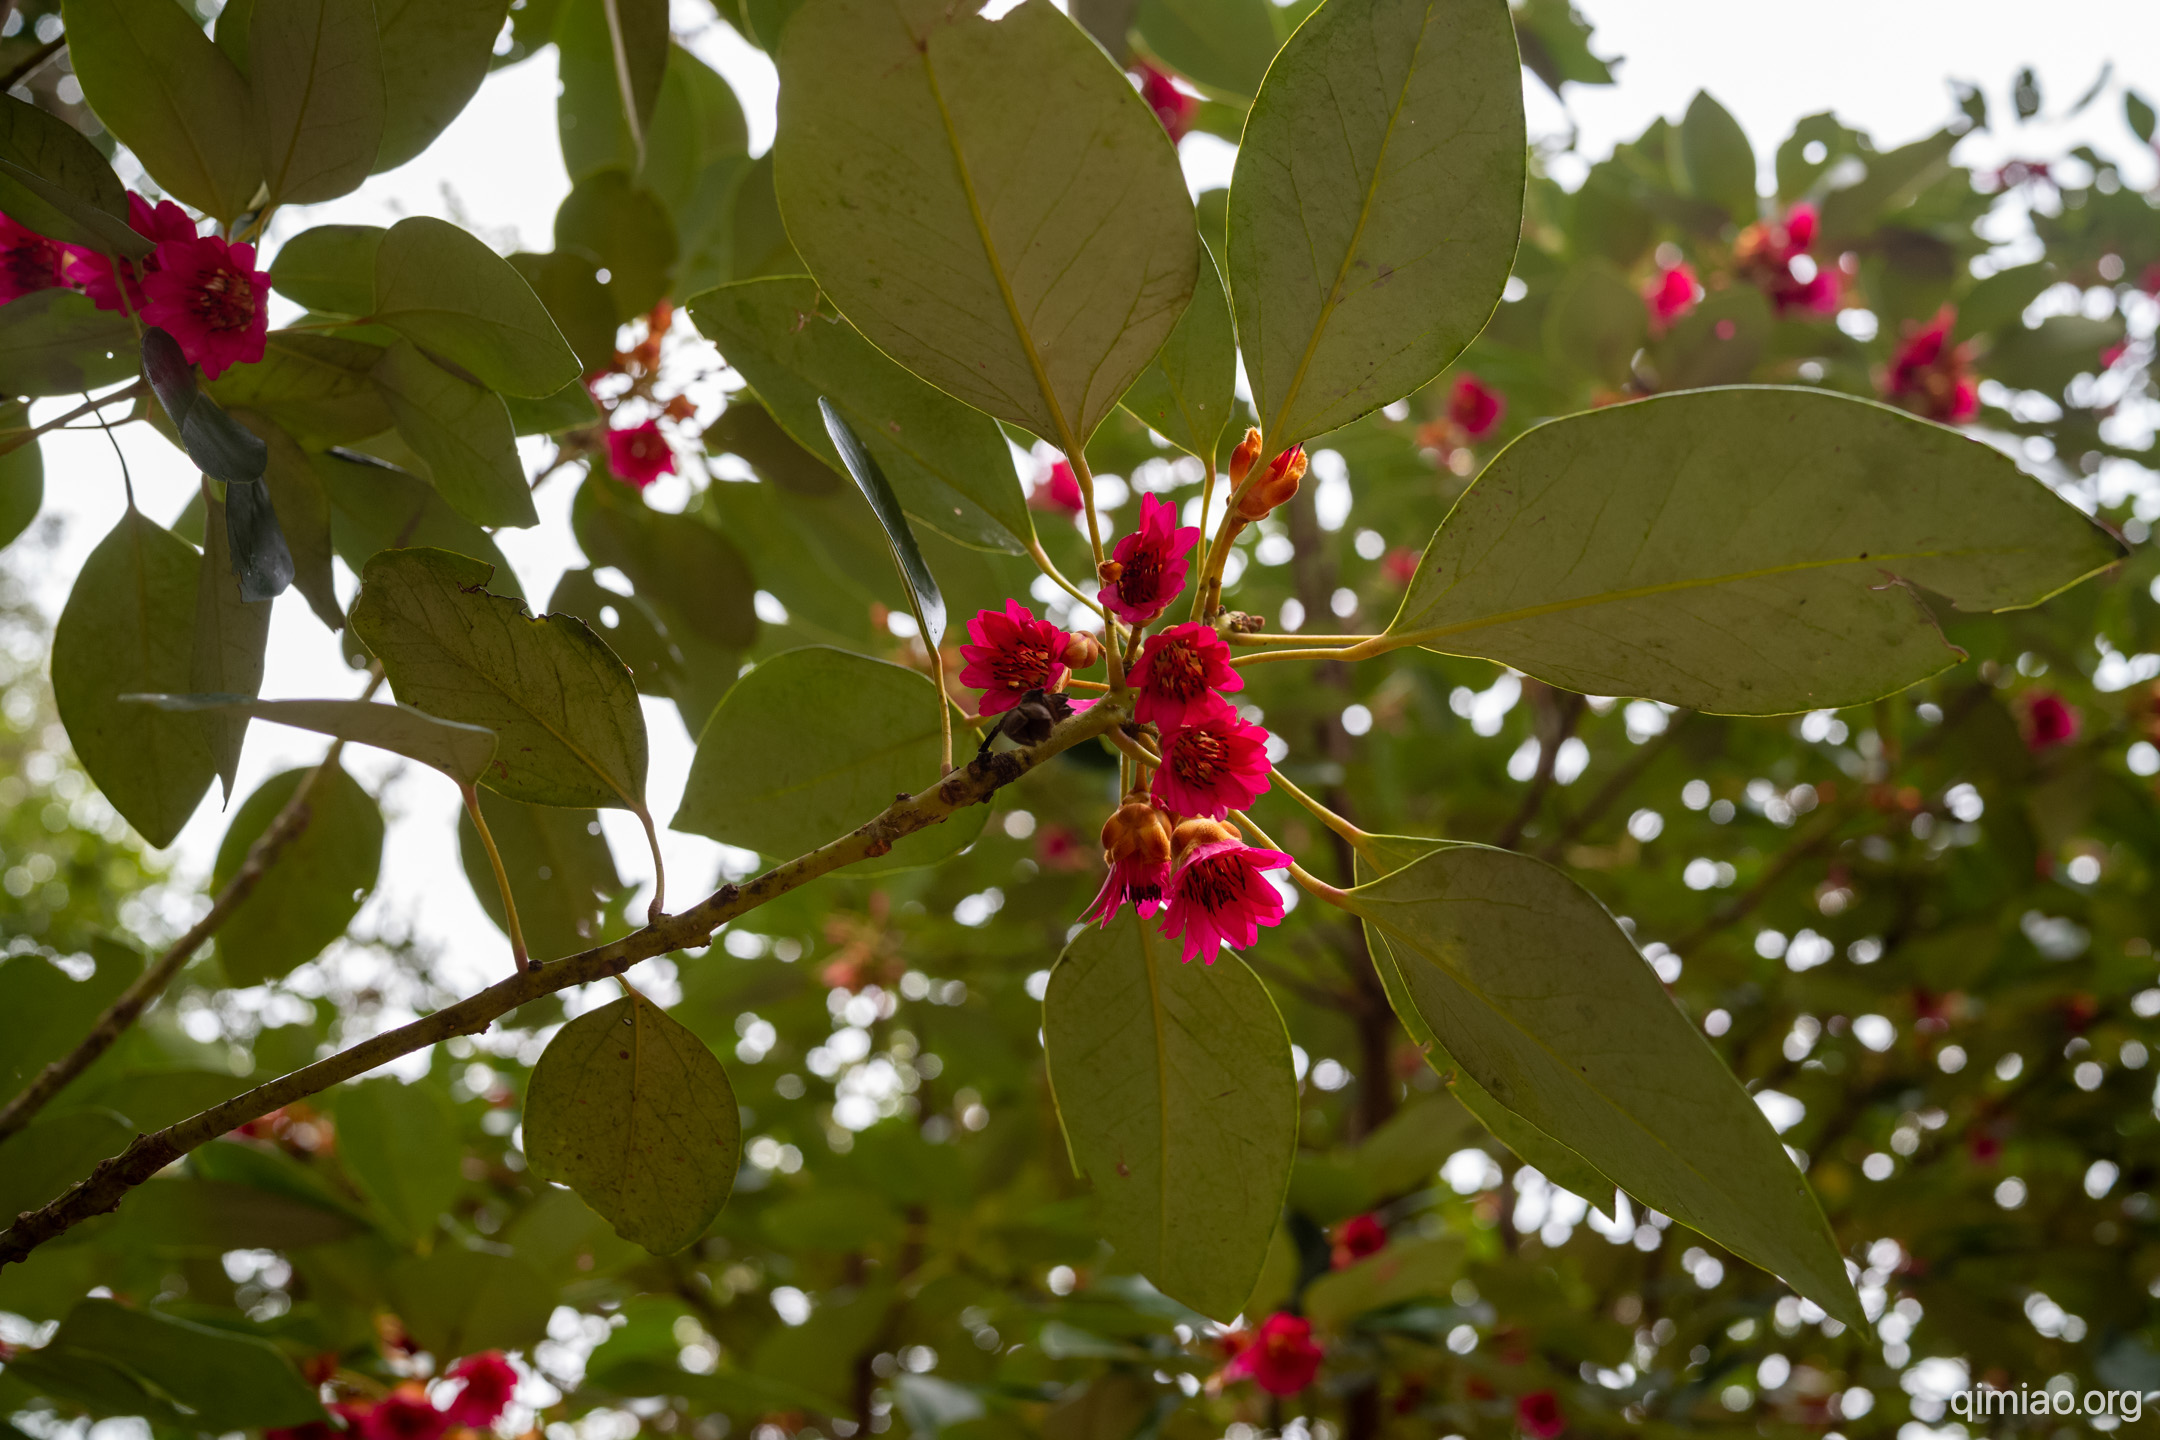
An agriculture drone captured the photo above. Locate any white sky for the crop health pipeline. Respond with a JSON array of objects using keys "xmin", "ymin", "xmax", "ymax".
[{"xmin": 15, "ymin": 0, "xmax": 2158, "ymax": 998}]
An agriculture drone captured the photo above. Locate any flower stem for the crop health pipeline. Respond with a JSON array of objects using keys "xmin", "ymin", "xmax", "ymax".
[
  {"xmin": 1024, "ymin": 534, "xmax": 1105, "ymax": 619},
  {"xmin": 1266, "ymin": 767, "xmax": 1376, "ymax": 860},
  {"xmin": 1065, "ymin": 449, "xmax": 1127, "ymax": 691},
  {"xmin": 1228, "ymin": 631, "xmax": 1379, "ymax": 647},
  {"xmin": 463, "ymin": 785, "xmax": 531, "ymax": 974},
  {"xmin": 1229, "ymin": 809, "xmax": 1348, "ymax": 906}
]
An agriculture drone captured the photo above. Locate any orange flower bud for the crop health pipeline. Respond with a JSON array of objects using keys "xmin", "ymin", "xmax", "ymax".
[
  {"xmin": 1235, "ymin": 444, "xmax": 1306, "ymax": 520},
  {"xmin": 1097, "ymin": 558, "xmax": 1124, "ymax": 585},
  {"xmin": 1227, "ymin": 427, "xmax": 1264, "ymax": 485},
  {"xmin": 1061, "ymin": 632, "xmax": 1104, "ymax": 670},
  {"xmin": 1101, "ymin": 794, "xmax": 1173, "ymax": 865}
]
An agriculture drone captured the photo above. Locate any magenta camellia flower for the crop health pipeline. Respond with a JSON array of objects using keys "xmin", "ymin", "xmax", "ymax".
[
  {"xmin": 1031, "ymin": 458, "xmax": 1084, "ymax": 513},
  {"xmin": 1222, "ymin": 1311, "xmax": 1323, "ymax": 1395},
  {"xmin": 1129, "ymin": 621, "xmax": 1242, "ymax": 729},
  {"xmin": 1517, "ymin": 1389, "xmax": 1566, "ymax": 1439},
  {"xmin": 1160, "ymin": 819, "xmax": 1290, "ymax": 964},
  {"xmin": 139, "ymin": 233, "xmax": 271, "ymax": 378},
  {"xmin": 442, "ymin": 1351, "xmax": 518, "ymax": 1427},
  {"xmin": 0, "ymin": 211, "xmax": 71, "ymax": 303},
  {"xmin": 1151, "ymin": 699, "xmax": 1270, "ymax": 819},
  {"xmin": 605, "ymin": 419, "xmax": 676, "ymax": 489},
  {"xmin": 65, "ymin": 193, "xmax": 197, "ymax": 314},
  {"xmin": 1645, "ymin": 262, "xmax": 1698, "ymax": 327},
  {"xmin": 334, "ymin": 1388, "xmax": 448, "ymax": 1440},
  {"xmin": 2023, "ymin": 691, "xmax": 2078, "ymax": 752},
  {"xmin": 959, "ymin": 599, "xmax": 1071, "ymax": 717},
  {"xmin": 1097, "ymin": 492, "xmax": 1198, "ymax": 625},
  {"xmin": 1134, "ymin": 60, "xmax": 1197, "ymax": 143},
  {"xmin": 1448, "ymin": 373, "xmax": 1504, "ymax": 441}
]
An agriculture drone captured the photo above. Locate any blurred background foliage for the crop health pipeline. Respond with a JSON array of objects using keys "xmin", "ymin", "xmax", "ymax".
[{"xmin": 4, "ymin": 0, "xmax": 2160, "ymax": 1437}]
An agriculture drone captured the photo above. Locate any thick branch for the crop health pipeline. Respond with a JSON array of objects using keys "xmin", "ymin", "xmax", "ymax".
[{"xmin": 0, "ymin": 701, "xmax": 1122, "ymax": 1268}]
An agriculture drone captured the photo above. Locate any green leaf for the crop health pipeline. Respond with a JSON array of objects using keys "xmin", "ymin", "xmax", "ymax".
[
  {"xmin": 1648, "ymin": 284, "xmax": 1768, "ymax": 390},
  {"xmin": 686, "ymin": 277, "xmax": 1031, "ymax": 552},
  {"xmin": 334, "ymin": 1076, "xmax": 461, "ymax": 1242},
  {"xmin": 1042, "ymin": 911, "xmax": 1298, "ymax": 1322},
  {"xmin": 212, "ymin": 764, "xmax": 383, "ymax": 986},
  {"xmin": 0, "ymin": 94, "xmax": 149, "ymax": 258},
  {"xmin": 142, "ymin": 328, "xmax": 270, "ymax": 484},
  {"xmin": 125, "ymin": 696, "xmax": 499, "ymax": 785},
  {"xmin": 386, "ymin": 1248, "xmax": 555, "ymax": 1358},
  {"xmin": 315, "ymin": 446, "xmax": 523, "ymax": 597},
  {"xmin": 1228, "ymin": 0, "xmax": 1524, "ymax": 450},
  {"xmin": 548, "ymin": 567, "xmax": 679, "ymax": 696},
  {"xmin": 53, "ymin": 510, "xmax": 215, "ymax": 847},
  {"xmin": 371, "ymin": 339, "xmax": 538, "ymax": 529},
  {"xmin": 2130, "ymin": 89, "xmax": 2158, "ymax": 146},
  {"xmin": 572, "ymin": 476, "xmax": 759, "ymax": 652},
  {"xmin": 1816, "ymin": 129, "xmax": 1957, "ymax": 248},
  {"xmin": 1540, "ymin": 260, "xmax": 1647, "ymax": 387},
  {"xmin": 1118, "ymin": 244, "xmax": 1237, "ymax": 466},
  {"xmin": 0, "ymin": 289, "xmax": 137, "ymax": 397},
  {"xmin": 252, "ymin": 0, "xmax": 386, "ymax": 204},
  {"xmin": 115, "ymin": 1177, "xmax": 366, "ymax": 1252},
  {"xmin": 555, "ymin": 167, "xmax": 679, "ymax": 320},
  {"xmin": 1511, "ymin": 0, "xmax": 1613, "ymax": 95},
  {"xmin": 372, "ymin": 215, "xmax": 583, "ymax": 397},
  {"xmin": 0, "ymin": 1110, "xmax": 135, "ymax": 1219},
  {"xmin": 1383, "ymin": 387, "xmax": 2124, "ymax": 714},
  {"xmin": 1133, "ymin": 0, "xmax": 1279, "ymax": 98},
  {"xmin": 820, "ymin": 399, "xmax": 946, "ymax": 652},
  {"xmin": 350, "ymin": 547, "xmax": 650, "ymax": 810},
  {"xmin": 57, "ymin": 1066, "xmax": 249, "ymax": 1134},
  {"xmin": 212, "ymin": 334, "xmax": 394, "ymax": 445},
  {"xmin": 224, "ymin": 478, "xmax": 297, "ymax": 604},
  {"xmin": 190, "ymin": 483, "xmax": 274, "ymax": 793},
  {"xmin": 0, "ymin": 402, "xmax": 43, "ymax": 552},
  {"xmin": 504, "ymin": 377, "xmax": 603, "ymax": 435},
  {"xmin": 1302, "ymin": 1234, "xmax": 1463, "ymax": 1332},
  {"xmin": 1673, "ymin": 90, "xmax": 1758, "ymax": 223},
  {"xmin": 61, "ymin": 0, "xmax": 263, "ymax": 220},
  {"xmin": 726, "ymin": 151, "xmax": 800, "ymax": 280},
  {"xmin": 525, "ymin": 992, "xmax": 742, "ymax": 1254},
  {"xmin": 510, "ymin": 249, "xmax": 619, "ymax": 372},
  {"xmin": 374, "ymin": 0, "xmax": 513, "ymax": 171},
  {"xmin": 699, "ymin": 394, "xmax": 838, "ymax": 495},
  {"xmin": 554, "ymin": 0, "xmax": 670, "ymax": 179},
  {"xmin": 774, "ymin": 0, "xmax": 1197, "ymax": 450},
  {"xmin": 457, "ymin": 790, "xmax": 626, "ymax": 962},
  {"xmin": 639, "ymin": 44, "xmax": 748, "ymax": 214},
  {"xmin": 230, "ymin": 410, "xmax": 345, "ymax": 629},
  {"xmin": 267, "ymin": 223, "xmax": 384, "ymax": 315},
  {"xmin": 214, "ymin": 0, "xmax": 256, "ymax": 71},
  {"xmin": 1984, "ymin": 314, "xmax": 2125, "ymax": 396},
  {"xmin": 0, "ymin": 941, "xmax": 139, "ymax": 1094},
  {"xmin": 20, "ymin": 1298, "xmax": 324, "ymax": 1430},
  {"xmin": 1342, "ymin": 845, "xmax": 1865, "ymax": 1329},
  {"xmin": 675, "ymin": 645, "xmax": 983, "ymax": 871}
]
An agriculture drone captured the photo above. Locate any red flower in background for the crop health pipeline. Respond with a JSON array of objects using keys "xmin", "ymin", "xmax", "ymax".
[
  {"xmin": 1448, "ymin": 374, "xmax": 1504, "ymax": 441},
  {"xmin": 336, "ymin": 1388, "xmax": 448, "ymax": 1440},
  {"xmin": 0, "ymin": 211, "xmax": 70, "ymax": 302},
  {"xmin": 1135, "ymin": 61, "xmax": 1198, "ymax": 143},
  {"xmin": 1883, "ymin": 308, "xmax": 1979, "ymax": 423},
  {"xmin": 139, "ymin": 233, "xmax": 271, "ymax": 378},
  {"xmin": 1151, "ymin": 699, "xmax": 1270, "ymax": 819},
  {"xmin": 65, "ymin": 193, "xmax": 196, "ymax": 314},
  {"xmin": 1032, "ymin": 458, "xmax": 1085, "ymax": 513},
  {"xmin": 2022, "ymin": 691, "xmax": 2078, "ymax": 752},
  {"xmin": 605, "ymin": 419, "xmax": 675, "ymax": 488},
  {"xmin": 959, "ymin": 599, "xmax": 1072, "ymax": 716},
  {"xmin": 1735, "ymin": 202, "xmax": 1843, "ymax": 316},
  {"xmin": 1645, "ymin": 262, "xmax": 1699, "ymax": 328},
  {"xmin": 443, "ymin": 1351, "xmax": 518, "ymax": 1427},
  {"xmin": 1331, "ymin": 1212, "xmax": 1387, "ymax": 1268},
  {"xmin": 1160, "ymin": 819, "xmax": 1290, "ymax": 964},
  {"xmin": 1098, "ymin": 493, "xmax": 1198, "ymax": 625},
  {"xmin": 1382, "ymin": 546, "xmax": 1421, "ymax": 587},
  {"xmin": 1129, "ymin": 621, "xmax": 1242, "ymax": 729},
  {"xmin": 1222, "ymin": 1312, "xmax": 1323, "ymax": 1395},
  {"xmin": 1517, "ymin": 1390, "xmax": 1567, "ymax": 1438}
]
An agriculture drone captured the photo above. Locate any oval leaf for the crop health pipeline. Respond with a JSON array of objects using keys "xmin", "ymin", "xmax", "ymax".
[
  {"xmin": 126, "ymin": 696, "xmax": 500, "ymax": 785},
  {"xmin": 820, "ymin": 399, "xmax": 946, "ymax": 652},
  {"xmin": 190, "ymin": 483, "xmax": 274, "ymax": 793},
  {"xmin": 1042, "ymin": 911, "xmax": 1299, "ymax": 1323},
  {"xmin": 251, "ymin": 0, "xmax": 386, "ymax": 204},
  {"xmin": 0, "ymin": 94, "xmax": 148, "ymax": 257},
  {"xmin": 213, "ymin": 763, "xmax": 384, "ymax": 987},
  {"xmin": 525, "ymin": 992, "xmax": 742, "ymax": 1255},
  {"xmin": 267, "ymin": 224, "xmax": 384, "ymax": 316},
  {"xmin": 1117, "ymin": 243, "xmax": 1237, "ymax": 466},
  {"xmin": 1344, "ymin": 844, "xmax": 1864, "ymax": 1329},
  {"xmin": 0, "ymin": 403, "xmax": 43, "ymax": 551},
  {"xmin": 1383, "ymin": 387, "xmax": 2125, "ymax": 714},
  {"xmin": 334, "ymin": 1076, "xmax": 461, "ymax": 1242},
  {"xmin": 774, "ymin": 0, "xmax": 1197, "ymax": 449},
  {"xmin": 373, "ymin": 0, "xmax": 512, "ymax": 172},
  {"xmin": 370, "ymin": 339, "xmax": 538, "ymax": 529},
  {"xmin": 315, "ymin": 446, "xmax": 523, "ymax": 596},
  {"xmin": 457, "ymin": 790, "xmax": 626, "ymax": 962},
  {"xmin": 0, "ymin": 289, "xmax": 137, "ymax": 397},
  {"xmin": 349, "ymin": 547, "xmax": 650, "ymax": 809},
  {"xmin": 143, "ymin": 327, "xmax": 270, "ymax": 484},
  {"xmin": 1229, "ymin": 0, "xmax": 1525, "ymax": 450},
  {"xmin": 372, "ymin": 216, "xmax": 582, "ymax": 398}
]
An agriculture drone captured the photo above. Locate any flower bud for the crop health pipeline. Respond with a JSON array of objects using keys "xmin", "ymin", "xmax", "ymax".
[
  {"xmin": 1096, "ymin": 558, "xmax": 1124, "ymax": 586},
  {"xmin": 1170, "ymin": 816, "xmax": 1242, "ymax": 861},
  {"xmin": 1235, "ymin": 444, "xmax": 1306, "ymax": 521},
  {"xmin": 1227, "ymin": 427, "xmax": 1264, "ymax": 485},
  {"xmin": 1061, "ymin": 632, "xmax": 1103, "ymax": 670},
  {"xmin": 1100, "ymin": 793, "xmax": 1172, "ymax": 865}
]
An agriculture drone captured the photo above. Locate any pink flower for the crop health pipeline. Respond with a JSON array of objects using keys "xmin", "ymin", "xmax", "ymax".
[
  {"xmin": 2023, "ymin": 691, "xmax": 2078, "ymax": 752},
  {"xmin": 1645, "ymin": 263, "xmax": 1698, "ymax": 327},
  {"xmin": 1883, "ymin": 307, "xmax": 1979, "ymax": 423},
  {"xmin": 1031, "ymin": 458, "xmax": 1084, "ymax": 513},
  {"xmin": 1782, "ymin": 202, "xmax": 1818, "ymax": 254},
  {"xmin": 335, "ymin": 1389, "xmax": 448, "ymax": 1440},
  {"xmin": 1135, "ymin": 61, "xmax": 1197, "ymax": 143},
  {"xmin": 1082, "ymin": 795, "xmax": 1173, "ymax": 927},
  {"xmin": 65, "ymin": 194, "xmax": 196, "ymax": 314},
  {"xmin": 1330, "ymin": 1212, "xmax": 1387, "ymax": 1268},
  {"xmin": 1097, "ymin": 493, "xmax": 1198, "ymax": 626},
  {"xmin": 0, "ymin": 211, "xmax": 70, "ymax": 303},
  {"xmin": 1517, "ymin": 1390, "xmax": 1566, "ymax": 1439},
  {"xmin": 1382, "ymin": 546, "xmax": 1421, "ymax": 587},
  {"xmin": 1129, "ymin": 622, "xmax": 1241, "ymax": 729},
  {"xmin": 138, "ymin": 233, "xmax": 271, "ymax": 378},
  {"xmin": 958, "ymin": 599, "xmax": 1071, "ymax": 716},
  {"xmin": 1785, "ymin": 266, "xmax": 1843, "ymax": 316},
  {"xmin": 442, "ymin": 1352, "xmax": 518, "ymax": 1428},
  {"xmin": 1159, "ymin": 820, "xmax": 1290, "ymax": 964},
  {"xmin": 605, "ymin": 419, "xmax": 675, "ymax": 488},
  {"xmin": 1222, "ymin": 1312, "xmax": 1323, "ymax": 1395},
  {"xmin": 1448, "ymin": 374, "xmax": 1504, "ymax": 440},
  {"xmin": 1151, "ymin": 698, "xmax": 1270, "ymax": 819}
]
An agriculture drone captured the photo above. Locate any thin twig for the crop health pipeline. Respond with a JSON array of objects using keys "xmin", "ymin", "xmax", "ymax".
[
  {"xmin": 0, "ymin": 380, "xmax": 148, "ymax": 459},
  {"xmin": 0, "ymin": 697, "xmax": 1125, "ymax": 1268},
  {"xmin": 1536, "ymin": 712, "xmax": 1692, "ymax": 862},
  {"xmin": 0, "ymin": 32, "xmax": 63, "ymax": 92}
]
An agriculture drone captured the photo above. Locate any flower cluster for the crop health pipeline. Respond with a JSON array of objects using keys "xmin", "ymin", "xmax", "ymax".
[
  {"xmin": 958, "ymin": 479, "xmax": 1292, "ymax": 964},
  {"xmin": 590, "ymin": 303, "xmax": 696, "ymax": 487},
  {"xmin": 0, "ymin": 196, "xmax": 270, "ymax": 377},
  {"xmin": 1882, "ymin": 306, "xmax": 1979, "ymax": 423},
  {"xmin": 1733, "ymin": 201, "xmax": 1842, "ymax": 317},
  {"xmin": 277, "ymin": 1352, "xmax": 517, "ymax": 1440}
]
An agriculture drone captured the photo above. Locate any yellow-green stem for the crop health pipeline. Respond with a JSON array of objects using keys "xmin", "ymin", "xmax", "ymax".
[
  {"xmin": 1230, "ymin": 809, "xmax": 1348, "ymax": 905},
  {"xmin": 463, "ymin": 785, "xmax": 530, "ymax": 972},
  {"xmin": 1266, "ymin": 767, "xmax": 1375, "ymax": 860}
]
